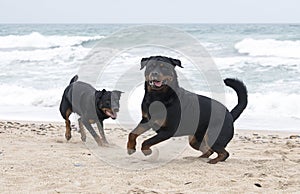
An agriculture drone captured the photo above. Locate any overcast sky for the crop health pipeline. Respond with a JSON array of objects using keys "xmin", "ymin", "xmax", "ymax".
[{"xmin": 0, "ymin": 0, "xmax": 299, "ymax": 23}]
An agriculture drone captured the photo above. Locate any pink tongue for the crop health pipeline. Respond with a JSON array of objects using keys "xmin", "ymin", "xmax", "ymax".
[
  {"xmin": 154, "ymin": 81, "xmax": 162, "ymax": 87},
  {"xmin": 106, "ymin": 111, "xmax": 117, "ymax": 119},
  {"xmin": 112, "ymin": 112, "xmax": 117, "ymax": 119}
]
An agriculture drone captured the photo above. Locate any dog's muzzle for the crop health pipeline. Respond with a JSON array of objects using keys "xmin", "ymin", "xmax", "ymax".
[
  {"xmin": 149, "ymin": 79, "xmax": 168, "ymax": 88},
  {"xmin": 104, "ymin": 108, "xmax": 119, "ymax": 119}
]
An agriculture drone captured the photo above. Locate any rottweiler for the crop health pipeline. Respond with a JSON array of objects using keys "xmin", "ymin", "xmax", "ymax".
[
  {"xmin": 127, "ymin": 56, "xmax": 248, "ymax": 164},
  {"xmin": 59, "ymin": 75, "xmax": 122, "ymax": 146}
]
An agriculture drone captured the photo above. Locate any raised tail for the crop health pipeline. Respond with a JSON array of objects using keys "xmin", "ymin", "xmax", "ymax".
[
  {"xmin": 69, "ymin": 75, "xmax": 78, "ymax": 84},
  {"xmin": 224, "ymin": 78, "xmax": 248, "ymax": 121}
]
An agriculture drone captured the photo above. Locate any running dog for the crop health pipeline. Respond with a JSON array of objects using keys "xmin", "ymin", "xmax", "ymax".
[
  {"xmin": 127, "ymin": 56, "xmax": 247, "ymax": 164},
  {"xmin": 59, "ymin": 75, "xmax": 122, "ymax": 146}
]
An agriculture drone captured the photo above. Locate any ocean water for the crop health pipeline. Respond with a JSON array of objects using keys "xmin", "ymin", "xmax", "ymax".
[{"xmin": 0, "ymin": 24, "xmax": 300, "ymax": 131}]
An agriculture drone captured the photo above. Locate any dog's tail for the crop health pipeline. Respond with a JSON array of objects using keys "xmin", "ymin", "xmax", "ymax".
[
  {"xmin": 69, "ymin": 75, "xmax": 78, "ymax": 84},
  {"xmin": 224, "ymin": 78, "xmax": 248, "ymax": 122}
]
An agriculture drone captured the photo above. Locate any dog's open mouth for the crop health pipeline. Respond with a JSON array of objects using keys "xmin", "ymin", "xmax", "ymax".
[
  {"xmin": 149, "ymin": 80, "xmax": 167, "ymax": 88},
  {"xmin": 104, "ymin": 109, "xmax": 117, "ymax": 119}
]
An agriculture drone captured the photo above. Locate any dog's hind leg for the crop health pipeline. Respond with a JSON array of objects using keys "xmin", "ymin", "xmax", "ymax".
[
  {"xmin": 59, "ymin": 95, "xmax": 72, "ymax": 141},
  {"xmin": 78, "ymin": 118, "xmax": 86, "ymax": 142},
  {"xmin": 207, "ymin": 119, "xmax": 233, "ymax": 164},
  {"xmin": 96, "ymin": 121, "xmax": 108, "ymax": 144},
  {"xmin": 188, "ymin": 135, "xmax": 201, "ymax": 150},
  {"xmin": 208, "ymin": 147, "xmax": 229, "ymax": 164},
  {"xmin": 199, "ymin": 148, "xmax": 214, "ymax": 158},
  {"xmin": 81, "ymin": 119, "xmax": 103, "ymax": 146},
  {"xmin": 199, "ymin": 134, "xmax": 214, "ymax": 158},
  {"xmin": 188, "ymin": 135, "xmax": 214, "ymax": 158},
  {"xmin": 65, "ymin": 108, "xmax": 72, "ymax": 141}
]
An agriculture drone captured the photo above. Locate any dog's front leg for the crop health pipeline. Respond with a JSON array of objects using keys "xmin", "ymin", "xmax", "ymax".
[
  {"xmin": 141, "ymin": 130, "xmax": 173, "ymax": 156},
  {"xmin": 96, "ymin": 121, "xmax": 108, "ymax": 144},
  {"xmin": 127, "ymin": 121, "xmax": 151, "ymax": 155},
  {"xmin": 81, "ymin": 119, "xmax": 103, "ymax": 146}
]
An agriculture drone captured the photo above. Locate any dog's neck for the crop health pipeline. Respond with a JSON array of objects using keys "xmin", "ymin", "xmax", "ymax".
[
  {"xmin": 95, "ymin": 91, "xmax": 109, "ymax": 119},
  {"xmin": 144, "ymin": 79, "xmax": 179, "ymax": 105}
]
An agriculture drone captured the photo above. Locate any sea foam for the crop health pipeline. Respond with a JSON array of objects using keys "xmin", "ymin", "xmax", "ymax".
[
  {"xmin": 0, "ymin": 32, "xmax": 104, "ymax": 49},
  {"xmin": 235, "ymin": 38, "xmax": 300, "ymax": 58}
]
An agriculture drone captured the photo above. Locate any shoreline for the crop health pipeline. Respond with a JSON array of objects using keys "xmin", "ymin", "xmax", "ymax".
[
  {"xmin": 1, "ymin": 119, "xmax": 299, "ymax": 133},
  {"xmin": 1, "ymin": 101, "xmax": 300, "ymax": 132},
  {"xmin": 1, "ymin": 120, "xmax": 299, "ymax": 193}
]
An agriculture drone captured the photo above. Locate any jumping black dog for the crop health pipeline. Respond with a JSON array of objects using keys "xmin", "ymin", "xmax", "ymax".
[
  {"xmin": 59, "ymin": 75, "xmax": 122, "ymax": 146},
  {"xmin": 127, "ymin": 56, "xmax": 247, "ymax": 164}
]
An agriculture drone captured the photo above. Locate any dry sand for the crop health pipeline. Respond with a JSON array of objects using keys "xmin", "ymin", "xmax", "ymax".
[{"xmin": 0, "ymin": 120, "xmax": 299, "ymax": 193}]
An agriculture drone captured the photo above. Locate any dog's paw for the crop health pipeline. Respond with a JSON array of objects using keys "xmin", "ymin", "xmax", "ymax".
[
  {"xmin": 142, "ymin": 148, "xmax": 152, "ymax": 156},
  {"xmin": 127, "ymin": 140, "xmax": 136, "ymax": 155},
  {"xmin": 97, "ymin": 142, "xmax": 103, "ymax": 147},
  {"xmin": 207, "ymin": 159, "xmax": 219, "ymax": 164},
  {"xmin": 102, "ymin": 139, "xmax": 109, "ymax": 144},
  {"xmin": 79, "ymin": 130, "xmax": 86, "ymax": 142},
  {"xmin": 80, "ymin": 135, "xmax": 86, "ymax": 142},
  {"xmin": 95, "ymin": 137, "xmax": 103, "ymax": 146},
  {"xmin": 102, "ymin": 141, "xmax": 110, "ymax": 147},
  {"xmin": 65, "ymin": 132, "xmax": 72, "ymax": 141},
  {"xmin": 127, "ymin": 148, "xmax": 136, "ymax": 155}
]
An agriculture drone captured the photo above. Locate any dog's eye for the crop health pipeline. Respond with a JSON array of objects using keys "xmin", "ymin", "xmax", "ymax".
[{"xmin": 162, "ymin": 66, "xmax": 171, "ymax": 71}]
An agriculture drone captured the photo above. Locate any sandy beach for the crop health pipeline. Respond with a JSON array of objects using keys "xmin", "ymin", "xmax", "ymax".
[{"xmin": 0, "ymin": 120, "xmax": 299, "ymax": 193}]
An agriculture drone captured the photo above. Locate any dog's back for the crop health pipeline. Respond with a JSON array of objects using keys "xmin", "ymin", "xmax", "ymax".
[{"xmin": 62, "ymin": 80, "xmax": 97, "ymax": 119}]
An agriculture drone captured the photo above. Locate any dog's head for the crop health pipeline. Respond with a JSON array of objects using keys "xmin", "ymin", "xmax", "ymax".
[
  {"xmin": 140, "ymin": 56, "xmax": 183, "ymax": 91},
  {"xmin": 96, "ymin": 90, "xmax": 123, "ymax": 119}
]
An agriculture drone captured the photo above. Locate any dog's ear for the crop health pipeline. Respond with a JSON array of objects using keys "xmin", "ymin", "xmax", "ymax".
[
  {"xmin": 171, "ymin": 58, "xmax": 183, "ymax": 68},
  {"xmin": 140, "ymin": 57, "xmax": 150, "ymax": 70},
  {"xmin": 112, "ymin": 90, "xmax": 123, "ymax": 99}
]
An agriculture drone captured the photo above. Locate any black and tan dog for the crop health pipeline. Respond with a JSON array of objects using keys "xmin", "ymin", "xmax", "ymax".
[
  {"xmin": 127, "ymin": 56, "xmax": 248, "ymax": 164},
  {"xmin": 59, "ymin": 75, "xmax": 122, "ymax": 146}
]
